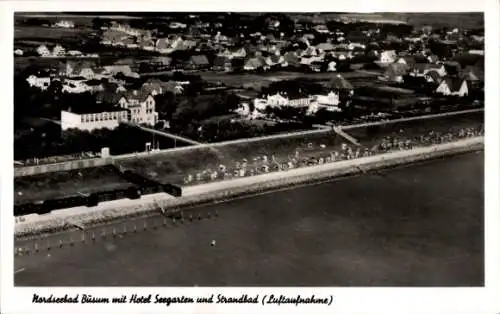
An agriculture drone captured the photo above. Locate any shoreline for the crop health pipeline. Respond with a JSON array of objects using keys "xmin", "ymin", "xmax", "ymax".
[
  {"xmin": 14, "ymin": 137, "xmax": 484, "ymax": 237},
  {"xmin": 14, "ymin": 108, "xmax": 484, "ymax": 177}
]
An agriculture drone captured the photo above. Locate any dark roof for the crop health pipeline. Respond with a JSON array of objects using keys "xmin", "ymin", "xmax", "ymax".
[
  {"xmin": 189, "ymin": 55, "xmax": 210, "ymax": 66},
  {"xmin": 85, "ymin": 79, "xmax": 102, "ymax": 86},
  {"xmin": 95, "ymin": 91, "xmax": 123, "ymax": 104},
  {"xmin": 442, "ymin": 78, "xmax": 466, "ymax": 92},
  {"xmin": 280, "ymin": 89, "xmax": 309, "ymax": 99},
  {"xmin": 425, "ymin": 70, "xmax": 442, "ymax": 83},
  {"xmin": 231, "ymin": 57, "xmax": 245, "ymax": 68},
  {"xmin": 399, "ymin": 56, "xmax": 416, "ymax": 66},
  {"xmin": 428, "ymin": 54, "xmax": 439, "ymax": 63},
  {"xmin": 152, "ymin": 56, "xmax": 172, "ymax": 66},
  {"xmin": 316, "ymin": 42, "xmax": 334, "ymax": 51},
  {"xmin": 461, "ymin": 65, "xmax": 484, "ymax": 82},
  {"xmin": 283, "ymin": 51, "xmax": 299, "ymax": 64},
  {"xmin": 123, "ymin": 89, "xmax": 153, "ymax": 102},
  {"xmin": 245, "ymin": 57, "xmax": 264, "ymax": 68},
  {"xmin": 413, "ymin": 63, "xmax": 430, "ymax": 73},
  {"xmin": 114, "ymin": 58, "xmax": 135, "ymax": 66},
  {"xmin": 213, "ymin": 56, "xmax": 230, "ymax": 67},
  {"xmin": 66, "ymin": 60, "xmax": 97, "ymax": 75},
  {"xmin": 270, "ymin": 55, "xmax": 281, "ymax": 64},
  {"xmin": 329, "ymin": 75, "xmax": 353, "ymax": 90},
  {"xmin": 67, "ymin": 101, "xmax": 124, "ymax": 114}
]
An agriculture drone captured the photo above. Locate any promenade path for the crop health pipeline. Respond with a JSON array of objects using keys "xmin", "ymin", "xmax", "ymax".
[{"xmin": 125, "ymin": 122, "xmax": 202, "ymax": 145}]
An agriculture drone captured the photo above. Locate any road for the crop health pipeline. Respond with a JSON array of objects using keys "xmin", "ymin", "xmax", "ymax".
[{"xmin": 126, "ymin": 122, "xmax": 202, "ymax": 145}]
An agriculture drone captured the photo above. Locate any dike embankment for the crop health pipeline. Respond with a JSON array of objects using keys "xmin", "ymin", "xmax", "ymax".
[{"xmin": 15, "ymin": 136, "xmax": 484, "ymax": 237}]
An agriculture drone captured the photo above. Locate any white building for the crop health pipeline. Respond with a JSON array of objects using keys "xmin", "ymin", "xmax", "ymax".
[
  {"xmin": 67, "ymin": 50, "xmax": 83, "ymax": 56},
  {"xmin": 52, "ymin": 45, "xmax": 66, "ymax": 57},
  {"xmin": 253, "ymin": 91, "xmax": 342, "ymax": 116},
  {"xmin": 313, "ymin": 91, "xmax": 341, "ymax": 110},
  {"xmin": 117, "ymin": 91, "xmax": 158, "ymax": 125},
  {"xmin": 53, "ymin": 20, "xmax": 75, "ymax": 28},
  {"xmin": 14, "ymin": 49, "xmax": 24, "ymax": 56},
  {"xmin": 256, "ymin": 93, "xmax": 313, "ymax": 108},
  {"xmin": 61, "ymin": 89, "xmax": 159, "ymax": 131},
  {"xmin": 327, "ymin": 61, "xmax": 337, "ymax": 72},
  {"xmin": 61, "ymin": 109, "xmax": 128, "ymax": 131},
  {"xmin": 468, "ymin": 50, "xmax": 484, "ymax": 56},
  {"xmin": 377, "ymin": 50, "xmax": 397, "ymax": 64},
  {"xmin": 435, "ymin": 78, "xmax": 469, "ymax": 97},
  {"xmin": 26, "ymin": 75, "xmax": 51, "ymax": 90},
  {"xmin": 62, "ymin": 79, "xmax": 92, "ymax": 94},
  {"xmin": 37, "ymin": 45, "xmax": 51, "ymax": 57}
]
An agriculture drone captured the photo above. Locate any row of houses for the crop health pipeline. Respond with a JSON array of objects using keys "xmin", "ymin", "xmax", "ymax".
[
  {"xmin": 25, "ymin": 60, "xmax": 143, "ymax": 91},
  {"xmin": 18, "ymin": 44, "xmax": 98, "ymax": 58},
  {"xmin": 383, "ymin": 65, "xmax": 482, "ymax": 98},
  {"xmin": 237, "ymin": 75, "xmax": 354, "ymax": 119}
]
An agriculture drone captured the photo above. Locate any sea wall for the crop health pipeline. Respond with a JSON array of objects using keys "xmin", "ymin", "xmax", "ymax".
[
  {"xmin": 14, "ymin": 137, "xmax": 483, "ymax": 237},
  {"xmin": 14, "ymin": 157, "xmax": 114, "ymax": 177}
]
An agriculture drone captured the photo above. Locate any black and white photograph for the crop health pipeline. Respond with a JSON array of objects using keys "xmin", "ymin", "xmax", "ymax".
[{"xmin": 1, "ymin": 0, "xmax": 499, "ymax": 313}]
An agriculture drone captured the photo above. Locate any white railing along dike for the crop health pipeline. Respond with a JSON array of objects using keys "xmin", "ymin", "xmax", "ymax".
[
  {"xmin": 113, "ymin": 108, "xmax": 484, "ymax": 160},
  {"xmin": 14, "ymin": 108, "xmax": 484, "ymax": 173}
]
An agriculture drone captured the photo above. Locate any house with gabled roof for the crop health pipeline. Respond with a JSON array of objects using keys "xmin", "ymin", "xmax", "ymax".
[
  {"xmin": 410, "ymin": 63, "xmax": 447, "ymax": 77},
  {"xmin": 427, "ymin": 54, "xmax": 440, "ymax": 64},
  {"xmin": 52, "ymin": 45, "xmax": 66, "ymax": 57},
  {"xmin": 213, "ymin": 56, "xmax": 232, "ymax": 72},
  {"xmin": 230, "ymin": 47, "xmax": 247, "ymax": 59},
  {"xmin": 36, "ymin": 45, "xmax": 51, "ymax": 57},
  {"xmin": 377, "ymin": 50, "xmax": 397, "ymax": 64},
  {"xmin": 117, "ymin": 89, "xmax": 158, "ymax": 125},
  {"xmin": 187, "ymin": 55, "xmax": 210, "ymax": 70},
  {"xmin": 283, "ymin": 51, "xmax": 300, "ymax": 67},
  {"xmin": 64, "ymin": 60, "xmax": 98, "ymax": 79},
  {"xmin": 244, "ymin": 57, "xmax": 265, "ymax": 71},
  {"xmin": 435, "ymin": 78, "xmax": 469, "ymax": 97},
  {"xmin": 460, "ymin": 66, "xmax": 484, "ymax": 83},
  {"xmin": 425, "ymin": 70, "xmax": 444, "ymax": 84},
  {"xmin": 384, "ymin": 63, "xmax": 408, "ymax": 83},
  {"xmin": 316, "ymin": 42, "xmax": 334, "ymax": 52},
  {"xmin": 329, "ymin": 74, "xmax": 353, "ymax": 92}
]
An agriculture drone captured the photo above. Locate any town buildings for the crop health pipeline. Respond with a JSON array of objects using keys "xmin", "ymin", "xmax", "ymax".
[
  {"xmin": 61, "ymin": 108, "xmax": 128, "ymax": 131},
  {"xmin": 60, "ymin": 89, "xmax": 159, "ymax": 131}
]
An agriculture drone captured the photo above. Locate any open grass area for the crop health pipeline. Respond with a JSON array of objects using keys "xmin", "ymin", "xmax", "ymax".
[
  {"xmin": 117, "ymin": 111, "xmax": 484, "ymax": 186},
  {"xmin": 197, "ymin": 70, "xmax": 378, "ymax": 89},
  {"xmin": 15, "ymin": 26, "xmax": 93, "ymax": 41},
  {"xmin": 14, "ymin": 166, "xmax": 134, "ymax": 205}
]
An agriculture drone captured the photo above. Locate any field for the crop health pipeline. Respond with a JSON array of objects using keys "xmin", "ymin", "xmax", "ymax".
[
  {"xmin": 15, "ymin": 26, "xmax": 93, "ymax": 41},
  {"xmin": 117, "ymin": 111, "xmax": 484, "ymax": 186},
  {"xmin": 14, "ymin": 166, "xmax": 134, "ymax": 205},
  {"xmin": 143, "ymin": 70, "xmax": 380, "ymax": 90}
]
